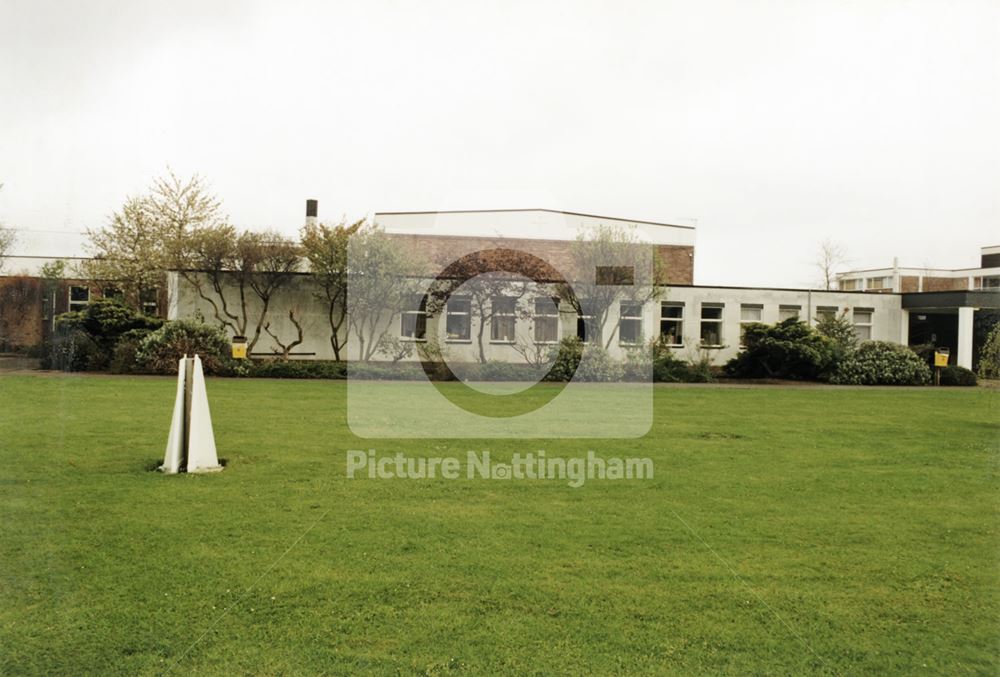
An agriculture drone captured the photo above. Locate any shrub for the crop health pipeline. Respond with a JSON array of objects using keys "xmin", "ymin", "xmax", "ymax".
[
  {"xmin": 830, "ymin": 341, "xmax": 931, "ymax": 385},
  {"xmin": 939, "ymin": 365, "xmax": 977, "ymax": 387},
  {"xmin": 109, "ymin": 328, "xmax": 156, "ymax": 374},
  {"xmin": 815, "ymin": 310, "xmax": 858, "ymax": 362},
  {"xmin": 49, "ymin": 299, "xmax": 161, "ymax": 371},
  {"xmin": 576, "ymin": 344, "xmax": 624, "ymax": 382},
  {"xmin": 978, "ymin": 323, "xmax": 1000, "ymax": 380},
  {"xmin": 724, "ymin": 319, "xmax": 837, "ymax": 381},
  {"xmin": 136, "ymin": 320, "xmax": 232, "ymax": 375},
  {"xmin": 248, "ymin": 360, "xmax": 347, "ymax": 379},
  {"xmin": 477, "ymin": 360, "xmax": 545, "ymax": 382},
  {"xmin": 545, "ymin": 336, "xmax": 584, "ymax": 382}
]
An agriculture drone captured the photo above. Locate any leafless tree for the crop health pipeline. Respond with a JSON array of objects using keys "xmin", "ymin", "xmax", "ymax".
[
  {"xmin": 814, "ymin": 239, "xmax": 848, "ymax": 290},
  {"xmin": 300, "ymin": 219, "xmax": 363, "ymax": 360},
  {"xmin": 0, "ymin": 184, "xmax": 16, "ymax": 274}
]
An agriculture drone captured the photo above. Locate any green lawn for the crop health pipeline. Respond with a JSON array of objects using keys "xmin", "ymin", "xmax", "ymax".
[{"xmin": 0, "ymin": 375, "xmax": 997, "ymax": 675}]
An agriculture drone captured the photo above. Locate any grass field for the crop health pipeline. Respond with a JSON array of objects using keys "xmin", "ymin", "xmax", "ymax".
[{"xmin": 0, "ymin": 374, "xmax": 997, "ymax": 675}]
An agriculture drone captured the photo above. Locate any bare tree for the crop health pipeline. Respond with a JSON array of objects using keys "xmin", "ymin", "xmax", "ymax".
[
  {"xmin": 815, "ymin": 239, "xmax": 848, "ymax": 290},
  {"xmin": 264, "ymin": 308, "xmax": 305, "ymax": 360}
]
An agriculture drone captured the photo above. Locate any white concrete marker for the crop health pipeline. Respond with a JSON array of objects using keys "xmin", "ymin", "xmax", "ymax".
[{"xmin": 160, "ymin": 355, "xmax": 222, "ymax": 474}]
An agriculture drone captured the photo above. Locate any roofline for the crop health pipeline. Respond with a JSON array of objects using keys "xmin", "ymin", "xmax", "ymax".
[
  {"xmin": 373, "ymin": 208, "xmax": 696, "ymax": 231},
  {"xmin": 839, "ymin": 266, "xmax": 995, "ymax": 275},
  {"xmin": 664, "ymin": 283, "xmax": 898, "ymax": 295}
]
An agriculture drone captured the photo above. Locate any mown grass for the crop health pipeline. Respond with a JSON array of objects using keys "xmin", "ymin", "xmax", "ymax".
[{"xmin": 0, "ymin": 374, "xmax": 997, "ymax": 675}]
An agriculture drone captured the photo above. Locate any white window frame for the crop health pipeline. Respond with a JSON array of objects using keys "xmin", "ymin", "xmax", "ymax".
[
  {"xmin": 400, "ymin": 294, "xmax": 428, "ymax": 342},
  {"xmin": 140, "ymin": 288, "xmax": 158, "ymax": 316},
  {"xmin": 68, "ymin": 285, "xmax": 90, "ymax": 312},
  {"xmin": 445, "ymin": 295, "xmax": 472, "ymax": 342},
  {"xmin": 533, "ymin": 297, "xmax": 560, "ymax": 344},
  {"xmin": 699, "ymin": 304, "xmax": 724, "ymax": 348},
  {"xmin": 576, "ymin": 299, "xmax": 599, "ymax": 344},
  {"xmin": 739, "ymin": 304, "xmax": 763, "ymax": 346},
  {"xmin": 866, "ymin": 276, "xmax": 889, "ymax": 290},
  {"xmin": 618, "ymin": 300, "xmax": 644, "ymax": 346},
  {"xmin": 815, "ymin": 306, "xmax": 838, "ymax": 323},
  {"xmin": 778, "ymin": 305, "xmax": 800, "ymax": 321},
  {"xmin": 490, "ymin": 296, "xmax": 517, "ymax": 344},
  {"xmin": 853, "ymin": 307, "xmax": 873, "ymax": 342},
  {"xmin": 659, "ymin": 302, "xmax": 684, "ymax": 347}
]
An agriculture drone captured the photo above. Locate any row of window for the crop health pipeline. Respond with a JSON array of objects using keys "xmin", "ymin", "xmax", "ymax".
[
  {"xmin": 400, "ymin": 297, "xmax": 876, "ymax": 346},
  {"xmin": 67, "ymin": 286, "xmax": 158, "ymax": 315},
  {"xmin": 840, "ymin": 276, "xmax": 889, "ymax": 291}
]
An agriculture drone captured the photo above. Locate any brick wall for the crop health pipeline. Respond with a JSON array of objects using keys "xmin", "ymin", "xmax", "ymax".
[
  {"xmin": 386, "ymin": 233, "xmax": 695, "ymax": 285},
  {"xmin": 900, "ymin": 275, "xmax": 920, "ymax": 292},
  {"xmin": 922, "ymin": 276, "xmax": 968, "ymax": 292}
]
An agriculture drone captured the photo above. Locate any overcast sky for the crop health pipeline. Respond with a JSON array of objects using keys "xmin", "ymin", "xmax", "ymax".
[{"xmin": 1, "ymin": 0, "xmax": 997, "ymax": 286}]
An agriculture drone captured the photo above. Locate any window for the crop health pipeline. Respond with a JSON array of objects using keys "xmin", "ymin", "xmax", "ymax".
[
  {"xmin": 490, "ymin": 296, "xmax": 516, "ymax": 343},
  {"xmin": 659, "ymin": 302, "xmax": 683, "ymax": 347},
  {"xmin": 840, "ymin": 278, "xmax": 858, "ymax": 291},
  {"xmin": 980, "ymin": 276, "xmax": 1000, "ymax": 290},
  {"xmin": 853, "ymin": 308, "xmax": 873, "ymax": 341},
  {"xmin": 619, "ymin": 301, "xmax": 643, "ymax": 345},
  {"xmin": 445, "ymin": 296, "xmax": 471, "ymax": 341},
  {"xmin": 102, "ymin": 286, "xmax": 123, "ymax": 302},
  {"xmin": 700, "ymin": 304, "xmax": 724, "ymax": 347},
  {"xmin": 866, "ymin": 276, "xmax": 889, "ymax": 290},
  {"xmin": 576, "ymin": 299, "xmax": 599, "ymax": 344},
  {"xmin": 533, "ymin": 297, "xmax": 560, "ymax": 344},
  {"xmin": 140, "ymin": 288, "xmax": 158, "ymax": 316},
  {"xmin": 69, "ymin": 285, "xmax": 90, "ymax": 312},
  {"xmin": 739, "ymin": 304, "xmax": 762, "ymax": 345},
  {"xmin": 400, "ymin": 294, "xmax": 427, "ymax": 340},
  {"xmin": 815, "ymin": 306, "xmax": 838, "ymax": 323},
  {"xmin": 778, "ymin": 305, "xmax": 800, "ymax": 321}
]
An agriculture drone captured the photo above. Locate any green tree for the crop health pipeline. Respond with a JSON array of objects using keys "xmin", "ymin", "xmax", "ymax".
[
  {"xmin": 300, "ymin": 219, "xmax": 364, "ymax": 361},
  {"xmin": 977, "ymin": 322, "xmax": 1000, "ymax": 380}
]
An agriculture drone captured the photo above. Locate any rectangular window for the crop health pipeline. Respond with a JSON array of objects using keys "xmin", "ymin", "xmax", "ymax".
[
  {"xmin": 853, "ymin": 308, "xmax": 873, "ymax": 341},
  {"xmin": 102, "ymin": 286, "xmax": 123, "ymax": 302},
  {"xmin": 140, "ymin": 288, "xmax": 158, "ymax": 316},
  {"xmin": 980, "ymin": 276, "xmax": 1000, "ymax": 290},
  {"xmin": 400, "ymin": 294, "xmax": 427, "ymax": 341},
  {"xmin": 700, "ymin": 304, "xmax": 724, "ymax": 347},
  {"xmin": 69, "ymin": 285, "xmax": 90, "ymax": 312},
  {"xmin": 815, "ymin": 305, "xmax": 838, "ymax": 323},
  {"xmin": 778, "ymin": 305, "xmax": 800, "ymax": 321},
  {"xmin": 659, "ymin": 302, "xmax": 683, "ymax": 347},
  {"xmin": 840, "ymin": 278, "xmax": 858, "ymax": 291},
  {"xmin": 619, "ymin": 301, "xmax": 643, "ymax": 345},
  {"xmin": 576, "ymin": 299, "xmax": 598, "ymax": 344},
  {"xmin": 533, "ymin": 297, "xmax": 560, "ymax": 344},
  {"xmin": 445, "ymin": 296, "xmax": 471, "ymax": 341},
  {"xmin": 739, "ymin": 304, "xmax": 762, "ymax": 345},
  {"xmin": 490, "ymin": 296, "xmax": 516, "ymax": 343},
  {"xmin": 866, "ymin": 277, "xmax": 888, "ymax": 290}
]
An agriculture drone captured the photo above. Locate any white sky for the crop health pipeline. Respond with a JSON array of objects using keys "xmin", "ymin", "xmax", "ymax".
[{"xmin": 1, "ymin": 0, "xmax": 997, "ymax": 286}]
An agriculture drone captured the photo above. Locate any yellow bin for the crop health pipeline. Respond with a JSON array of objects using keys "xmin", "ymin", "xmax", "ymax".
[
  {"xmin": 231, "ymin": 336, "xmax": 248, "ymax": 360},
  {"xmin": 934, "ymin": 349, "xmax": 950, "ymax": 367}
]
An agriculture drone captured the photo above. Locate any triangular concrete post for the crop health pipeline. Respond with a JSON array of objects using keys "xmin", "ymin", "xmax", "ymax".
[{"xmin": 160, "ymin": 355, "xmax": 222, "ymax": 474}]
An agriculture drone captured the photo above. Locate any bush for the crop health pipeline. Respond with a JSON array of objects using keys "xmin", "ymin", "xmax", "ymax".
[
  {"xmin": 978, "ymin": 323, "xmax": 1000, "ymax": 380},
  {"xmin": 815, "ymin": 310, "xmax": 858, "ymax": 363},
  {"xmin": 575, "ymin": 344, "xmax": 624, "ymax": 382},
  {"xmin": 135, "ymin": 320, "xmax": 232, "ymax": 375},
  {"xmin": 545, "ymin": 336, "xmax": 584, "ymax": 382},
  {"xmin": 476, "ymin": 360, "xmax": 545, "ymax": 382},
  {"xmin": 830, "ymin": 341, "xmax": 931, "ymax": 385},
  {"xmin": 48, "ymin": 299, "xmax": 162, "ymax": 371},
  {"xmin": 109, "ymin": 328, "xmax": 156, "ymax": 374},
  {"xmin": 724, "ymin": 319, "xmax": 837, "ymax": 381},
  {"xmin": 247, "ymin": 360, "xmax": 347, "ymax": 379},
  {"xmin": 939, "ymin": 365, "xmax": 977, "ymax": 387}
]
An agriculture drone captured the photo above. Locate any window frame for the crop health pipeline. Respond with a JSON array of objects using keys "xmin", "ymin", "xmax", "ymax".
[
  {"xmin": 489, "ymin": 295, "xmax": 517, "ymax": 344},
  {"xmin": 618, "ymin": 300, "xmax": 644, "ymax": 346},
  {"xmin": 852, "ymin": 307, "xmax": 874, "ymax": 342},
  {"xmin": 739, "ymin": 304, "xmax": 763, "ymax": 346},
  {"xmin": 699, "ymin": 303, "xmax": 724, "ymax": 348},
  {"xmin": 576, "ymin": 298, "xmax": 599, "ymax": 344},
  {"xmin": 68, "ymin": 285, "xmax": 90, "ymax": 312},
  {"xmin": 659, "ymin": 302, "xmax": 684, "ymax": 347},
  {"xmin": 778, "ymin": 305, "xmax": 801, "ymax": 322},
  {"xmin": 400, "ymin": 294, "xmax": 428, "ymax": 342},
  {"xmin": 444, "ymin": 295, "xmax": 472, "ymax": 342},
  {"xmin": 533, "ymin": 297, "xmax": 560, "ymax": 345}
]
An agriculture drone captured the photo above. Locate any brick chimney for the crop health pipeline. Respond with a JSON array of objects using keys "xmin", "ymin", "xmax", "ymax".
[{"xmin": 305, "ymin": 199, "xmax": 318, "ymax": 227}]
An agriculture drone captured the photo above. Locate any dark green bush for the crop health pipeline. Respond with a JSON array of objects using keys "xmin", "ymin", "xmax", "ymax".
[
  {"xmin": 248, "ymin": 360, "xmax": 347, "ymax": 379},
  {"xmin": 939, "ymin": 365, "xmax": 977, "ymax": 387},
  {"xmin": 724, "ymin": 319, "xmax": 837, "ymax": 381},
  {"xmin": 109, "ymin": 328, "xmax": 156, "ymax": 374},
  {"xmin": 830, "ymin": 341, "xmax": 931, "ymax": 385},
  {"xmin": 544, "ymin": 336, "xmax": 584, "ymax": 382},
  {"xmin": 136, "ymin": 320, "xmax": 232, "ymax": 375},
  {"xmin": 48, "ymin": 299, "xmax": 162, "ymax": 371}
]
